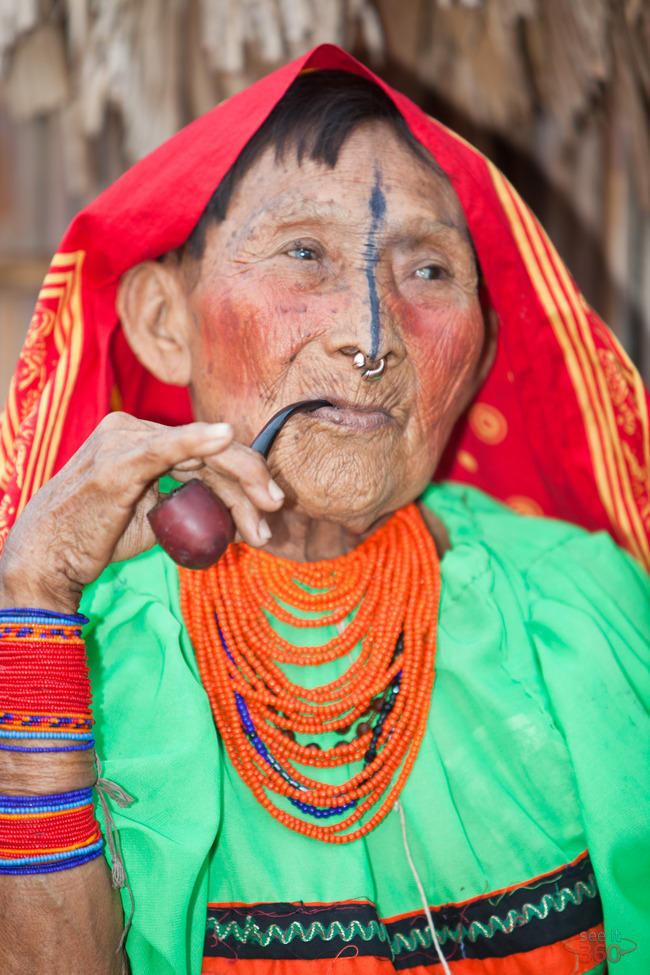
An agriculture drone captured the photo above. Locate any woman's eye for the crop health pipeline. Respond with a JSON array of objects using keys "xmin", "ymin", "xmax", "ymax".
[
  {"xmin": 286, "ymin": 245, "xmax": 317, "ymax": 260},
  {"xmin": 415, "ymin": 265, "xmax": 446, "ymax": 281}
]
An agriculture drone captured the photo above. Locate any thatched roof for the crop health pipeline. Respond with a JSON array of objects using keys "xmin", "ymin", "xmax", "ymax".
[{"xmin": 1, "ymin": 0, "xmax": 649, "ymax": 386}]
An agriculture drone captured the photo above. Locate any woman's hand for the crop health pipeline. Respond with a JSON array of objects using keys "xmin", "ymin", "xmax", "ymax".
[{"xmin": 0, "ymin": 412, "xmax": 284, "ymax": 612}]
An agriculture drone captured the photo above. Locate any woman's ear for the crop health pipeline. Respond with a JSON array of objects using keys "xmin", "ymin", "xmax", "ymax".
[{"xmin": 117, "ymin": 260, "xmax": 193, "ymax": 386}]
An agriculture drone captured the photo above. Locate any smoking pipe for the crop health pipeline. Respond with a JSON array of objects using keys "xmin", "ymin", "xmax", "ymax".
[{"xmin": 147, "ymin": 399, "xmax": 333, "ymax": 569}]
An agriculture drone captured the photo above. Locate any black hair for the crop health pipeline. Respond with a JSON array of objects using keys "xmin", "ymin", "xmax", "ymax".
[{"xmin": 185, "ymin": 70, "xmax": 448, "ymax": 260}]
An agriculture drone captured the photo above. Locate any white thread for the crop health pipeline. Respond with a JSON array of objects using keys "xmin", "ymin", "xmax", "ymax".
[
  {"xmin": 95, "ymin": 756, "xmax": 136, "ymax": 953},
  {"xmin": 395, "ymin": 800, "xmax": 452, "ymax": 975}
]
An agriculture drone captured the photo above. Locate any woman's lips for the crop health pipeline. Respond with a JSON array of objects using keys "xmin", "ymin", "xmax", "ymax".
[{"xmin": 311, "ymin": 403, "xmax": 390, "ymax": 431}]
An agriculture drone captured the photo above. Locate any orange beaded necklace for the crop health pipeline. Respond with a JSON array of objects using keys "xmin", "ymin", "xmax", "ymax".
[{"xmin": 179, "ymin": 502, "xmax": 441, "ymax": 843}]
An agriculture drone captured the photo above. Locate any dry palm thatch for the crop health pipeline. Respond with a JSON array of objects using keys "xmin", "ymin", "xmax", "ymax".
[{"xmin": 0, "ymin": 0, "xmax": 649, "ymax": 382}]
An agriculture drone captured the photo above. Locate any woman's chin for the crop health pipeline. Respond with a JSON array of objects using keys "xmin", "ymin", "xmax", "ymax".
[
  {"xmin": 276, "ymin": 473, "xmax": 401, "ymax": 538},
  {"xmin": 267, "ymin": 435, "xmax": 436, "ymax": 540}
]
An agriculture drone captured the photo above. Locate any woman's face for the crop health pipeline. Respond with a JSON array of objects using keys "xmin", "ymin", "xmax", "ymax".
[{"xmin": 184, "ymin": 122, "xmax": 485, "ymax": 534}]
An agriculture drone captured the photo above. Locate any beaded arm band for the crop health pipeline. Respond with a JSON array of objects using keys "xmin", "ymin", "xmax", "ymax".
[
  {"xmin": 0, "ymin": 608, "xmax": 103, "ymax": 875},
  {"xmin": 0, "ymin": 607, "xmax": 94, "ymax": 754},
  {"xmin": 0, "ymin": 787, "xmax": 103, "ymax": 874}
]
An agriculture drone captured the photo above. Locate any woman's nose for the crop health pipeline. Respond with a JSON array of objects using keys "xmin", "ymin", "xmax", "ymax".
[{"xmin": 323, "ymin": 278, "xmax": 405, "ymax": 367}]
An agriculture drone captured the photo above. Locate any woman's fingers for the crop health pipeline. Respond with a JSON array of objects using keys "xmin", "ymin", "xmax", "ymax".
[
  {"xmin": 0, "ymin": 415, "xmax": 243, "ymax": 605},
  {"xmin": 109, "ymin": 416, "xmax": 285, "ymax": 528},
  {"xmin": 107, "ymin": 416, "xmax": 235, "ymax": 487},
  {"xmin": 202, "ymin": 441, "xmax": 285, "ymax": 511},
  {"xmin": 1, "ymin": 411, "xmax": 287, "ymax": 612},
  {"xmin": 167, "ymin": 441, "xmax": 286, "ymax": 547},
  {"xmin": 102, "ymin": 416, "xmax": 282, "ymax": 519},
  {"xmin": 211, "ymin": 479, "xmax": 272, "ymax": 547},
  {"xmin": 168, "ymin": 464, "xmax": 283, "ymax": 549}
]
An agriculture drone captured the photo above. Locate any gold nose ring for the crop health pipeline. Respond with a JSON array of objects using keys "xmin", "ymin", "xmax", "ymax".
[{"xmin": 353, "ymin": 352, "xmax": 386, "ymax": 381}]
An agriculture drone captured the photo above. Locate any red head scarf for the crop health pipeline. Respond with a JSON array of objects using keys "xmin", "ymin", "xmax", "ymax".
[{"xmin": 1, "ymin": 44, "xmax": 648, "ymax": 568}]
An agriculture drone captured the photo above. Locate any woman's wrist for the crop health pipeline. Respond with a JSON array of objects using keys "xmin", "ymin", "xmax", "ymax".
[
  {"xmin": 0, "ymin": 607, "xmax": 95, "ymax": 788},
  {"xmin": 0, "ymin": 607, "xmax": 94, "ymax": 768},
  {"xmin": 0, "ymin": 608, "xmax": 93, "ymax": 755},
  {"xmin": 0, "ymin": 567, "xmax": 81, "ymax": 616},
  {"xmin": 0, "ymin": 744, "xmax": 97, "ymax": 793}
]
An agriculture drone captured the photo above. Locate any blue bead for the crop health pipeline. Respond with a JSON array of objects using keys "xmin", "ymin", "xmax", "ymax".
[
  {"xmin": 0, "ymin": 839, "xmax": 103, "ymax": 868},
  {"xmin": 0, "ymin": 847, "xmax": 102, "ymax": 875},
  {"xmin": 0, "ymin": 741, "xmax": 94, "ymax": 753}
]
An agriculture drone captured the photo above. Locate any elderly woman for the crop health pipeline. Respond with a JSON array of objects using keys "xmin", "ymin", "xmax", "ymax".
[{"xmin": 0, "ymin": 46, "xmax": 649, "ymax": 975}]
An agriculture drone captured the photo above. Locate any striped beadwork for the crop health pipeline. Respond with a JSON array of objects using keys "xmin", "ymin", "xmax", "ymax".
[
  {"xmin": 0, "ymin": 608, "xmax": 104, "ymax": 875},
  {"xmin": 0, "ymin": 609, "xmax": 93, "ymax": 754},
  {"xmin": 0, "ymin": 787, "xmax": 103, "ymax": 874}
]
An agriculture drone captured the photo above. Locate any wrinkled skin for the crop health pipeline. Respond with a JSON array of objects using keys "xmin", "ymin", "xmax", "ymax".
[
  {"xmin": 180, "ymin": 123, "xmax": 487, "ymax": 559},
  {"xmin": 0, "ymin": 120, "xmax": 492, "ymax": 974}
]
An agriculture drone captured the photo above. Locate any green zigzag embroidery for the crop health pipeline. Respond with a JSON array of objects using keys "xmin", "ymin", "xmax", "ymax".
[
  {"xmin": 207, "ymin": 873, "xmax": 598, "ymax": 957},
  {"xmin": 207, "ymin": 916, "xmax": 390, "ymax": 949},
  {"xmin": 392, "ymin": 876, "xmax": 598, "ymax": 955}
]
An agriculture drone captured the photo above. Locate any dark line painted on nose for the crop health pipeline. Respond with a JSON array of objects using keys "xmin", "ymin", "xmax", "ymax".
[{"xmin": 364, "ymin": 167, "xmax": 386, "ymax": 360}]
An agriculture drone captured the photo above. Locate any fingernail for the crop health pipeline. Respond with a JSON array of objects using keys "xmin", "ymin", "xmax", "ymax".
[
  {"xmin": 206, "ymin": 423, "xmax": 232, "ymax": 438},
  {"xmin": 258, "ymin": 519, "xmax": 271, "ymax": 543},
  {"xmin": 268, "ymin": 479, "xmax": 285, "ymax": 502}
]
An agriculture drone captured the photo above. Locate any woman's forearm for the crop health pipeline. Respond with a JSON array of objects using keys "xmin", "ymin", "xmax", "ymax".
[
  {"xmin": 0, "ymin": 580, "xmax": 127, "ymax": 973},
  {"xmin": 0, "ymin": 746, "xmax": 128, "ymax": 973},
  {"xmin": 1, "ymin": 835, "xmax": 127, "ymax": 974}
]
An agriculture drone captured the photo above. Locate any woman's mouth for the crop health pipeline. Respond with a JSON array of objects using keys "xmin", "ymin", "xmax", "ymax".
[{"xmin": 311, "ymin": 403, "xmax": 391, "ymax": 432}]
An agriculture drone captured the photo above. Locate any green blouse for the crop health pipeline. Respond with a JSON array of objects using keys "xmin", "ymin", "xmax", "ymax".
[{"xmin": 80, "ymin": 483, "xmax": 650, "ymax": 974}]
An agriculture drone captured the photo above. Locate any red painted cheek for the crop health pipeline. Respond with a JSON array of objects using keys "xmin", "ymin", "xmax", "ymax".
[
  {"xmin": 196, "ymin": 291, "xmax": 262, "ymax": 392},
  {"xmin": 192, "ymin": 283, "xmax": 325, "ymax": 422},
  {"xmin": 400, "ymin": 301, "xmax": 484, "ymax": 383}
]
